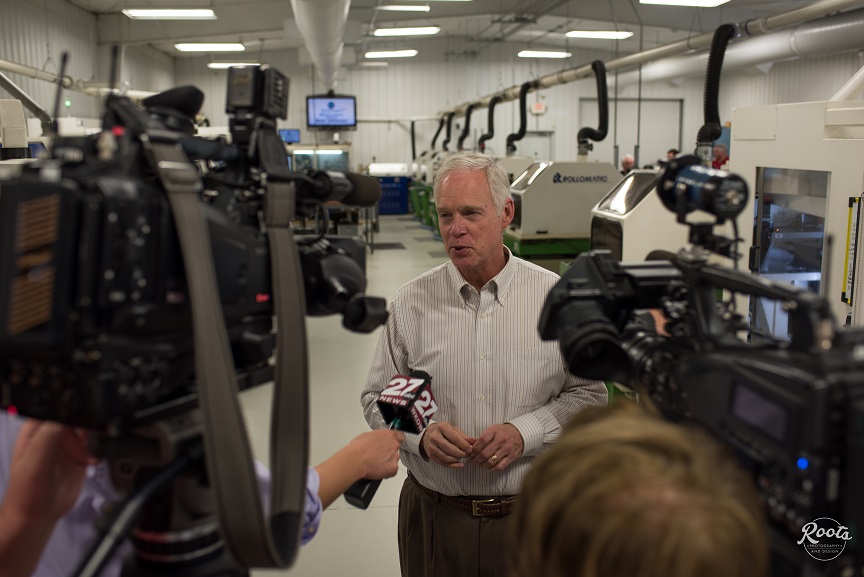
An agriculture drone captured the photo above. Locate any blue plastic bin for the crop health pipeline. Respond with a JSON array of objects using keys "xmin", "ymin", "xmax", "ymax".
[{"xmin": 376, "ymin": 176, "xmax": 410, "ymax": 215}]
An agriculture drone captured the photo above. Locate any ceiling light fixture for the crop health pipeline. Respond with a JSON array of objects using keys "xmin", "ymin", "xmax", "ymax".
[
  {"xmin": 373, "ymin": 26, "xmax": 440, "ymax": 36},
  {"xmin": 175, "ymin": 43, "xmax": 245, "ymax": 52},
  {"xmin": 566, "ymin": 30, "xmax": 634, "ymax": 40},
  {"xmin": 365, "ymin": 49, "xmax": 419, "ymax": 58},
  {"xmin": 355, "ymin": 61, "xmax": 390, "ymax": 67},
  {"xmin": 207, "ymin": 62, "xmax": 260, "ymax": 69},
  {"xmin": 375, "ymin": 4, "xmax": 431, "ymax": 11},
  {"xmin": 639, "ymin": 0, "xmax": 730, "ymax": 6},
  {"xmin": 122, "ymin": 9, "xmax": 216, "ymax": 20},
  {"xmin": 518, "ymin": 50, "xmax": 571, "ymax": 59}
]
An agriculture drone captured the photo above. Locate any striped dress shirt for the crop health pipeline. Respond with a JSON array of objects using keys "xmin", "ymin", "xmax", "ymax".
[{"xmin": 361, "ymin": 247, "xmax": 608, "ymax": 497}]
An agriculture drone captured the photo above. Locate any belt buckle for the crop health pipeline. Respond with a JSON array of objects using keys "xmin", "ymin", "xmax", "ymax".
[{"xmin": 471, "ymin": 498, "xmax": 495, "ymax": 516}]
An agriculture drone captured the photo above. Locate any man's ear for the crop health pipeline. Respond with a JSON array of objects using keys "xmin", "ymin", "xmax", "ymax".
[{"xmin": 501, "ymin": 197, "xmax": 515, "ymax": 229}]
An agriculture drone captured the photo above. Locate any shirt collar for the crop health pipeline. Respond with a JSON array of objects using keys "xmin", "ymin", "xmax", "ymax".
[{"xmin": 446, "ymin": 245, "xmax": 516, "ymax": 304}]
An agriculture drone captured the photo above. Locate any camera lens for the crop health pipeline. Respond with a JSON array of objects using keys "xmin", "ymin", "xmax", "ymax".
[{"xmin": 553, "ymin": 302, "xmax": 631, "ymax": 383}]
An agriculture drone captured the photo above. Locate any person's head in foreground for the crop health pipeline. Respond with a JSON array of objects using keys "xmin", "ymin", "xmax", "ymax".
[{"xmin": 510, "ymin": 401, "xmax": 768, "ymax": 577}]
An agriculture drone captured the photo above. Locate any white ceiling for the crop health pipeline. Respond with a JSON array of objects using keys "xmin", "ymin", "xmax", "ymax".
[{"xmin": 69, "ymin": 0, "xmax": 819, "ymax": 60}]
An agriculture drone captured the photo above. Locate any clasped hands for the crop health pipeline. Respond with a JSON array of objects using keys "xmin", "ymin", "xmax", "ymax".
[{"xmin": 420, "ymin": 422, "xmax": 523, "ymax": 470}]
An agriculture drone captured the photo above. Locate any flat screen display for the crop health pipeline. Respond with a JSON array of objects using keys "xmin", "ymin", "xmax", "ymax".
[
  {"xmin": 731, "ymin": 383, "xmax": 788, "ymax": 442},
  {"xmin": 306, "ymin": 95, "xmax": 356, "ymax": 130},
  {"xmin": 279, "ymin": 128, "xmax": 300, "ymax": 144}
]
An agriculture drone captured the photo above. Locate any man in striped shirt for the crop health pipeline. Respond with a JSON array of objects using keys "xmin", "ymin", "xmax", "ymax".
[{"xmin": 361, "ymin": 152, "xmax": 608, "ymax": 577}]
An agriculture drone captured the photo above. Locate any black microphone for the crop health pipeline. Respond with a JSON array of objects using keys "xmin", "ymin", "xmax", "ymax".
[
  {"xmin": 294, "ymin": 170, "xmax": 382, "ymax": 207},
  {"xmin": 342, "ymin": 172, "xmax": 382, "ymax": 206},
  {"xmin": 344, "ymin": 370, "xmax": 437, "ymax": 509}
]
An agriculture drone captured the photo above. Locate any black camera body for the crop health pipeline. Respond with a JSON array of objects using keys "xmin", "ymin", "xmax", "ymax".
[
  {"xmin": 0, "ymin": 65, "xmax": 382, "ymax": 429},
  {"xmin": 540, "ymin": 159, "xmax": 863, "ymax": 576}
]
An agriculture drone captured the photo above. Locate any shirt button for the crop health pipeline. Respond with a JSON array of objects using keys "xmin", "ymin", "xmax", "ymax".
[
  {"xmin": 481, "ymin": 314, "xmax": 487, "ymax": 319},
  {"xmin": 479, "ymin": 355, "xmax": 485, "ymax": 360},
  {"xmin": 480, "ymin": 395, "xmax": 486, "ymax": 402}
]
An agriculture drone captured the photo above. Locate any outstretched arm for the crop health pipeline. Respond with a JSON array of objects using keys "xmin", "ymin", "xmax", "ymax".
[{"xmin": 314, "ymin": 429, "xmax": 405, "ymax": 509}]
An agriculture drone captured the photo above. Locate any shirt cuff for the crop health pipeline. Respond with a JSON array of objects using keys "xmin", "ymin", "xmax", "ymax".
[
  {"xmin": 506, "ymin": 410, "xmax": 556, "ymax": 456},
  {"xmin": 302, "ymin": 468, "xmax": 323, "ymax": 545}
]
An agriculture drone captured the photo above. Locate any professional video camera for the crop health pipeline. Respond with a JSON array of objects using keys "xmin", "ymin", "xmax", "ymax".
[
  {"xmin": 0, "ymin": 64, "xmax": 385, "ymax": 576},
  {"xmin": 539, "ymin": 155, "xmax": 863, "ymax": 577}
]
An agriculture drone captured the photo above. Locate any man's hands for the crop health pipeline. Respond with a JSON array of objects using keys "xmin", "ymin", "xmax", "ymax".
[
  {"xmin": 421, "ymin": 422, "xmax": 524, "ymax": 471},
  {"xmin": 421, "ymin": 423, "xmax": 476, "ymax": 469}
]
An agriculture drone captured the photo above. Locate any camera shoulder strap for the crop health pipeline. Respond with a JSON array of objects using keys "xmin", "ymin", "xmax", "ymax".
[{"xmin": 145, "ymin": 136, "xmax": 305, "ymax": 568}]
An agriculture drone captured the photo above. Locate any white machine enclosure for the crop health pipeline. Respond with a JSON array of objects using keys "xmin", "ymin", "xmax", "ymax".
[
  {"xmin": 509, "ymin": 160, "xmax": 622, "ymax": 238},
  {"xmin": 732, "ymin": 99, "xmax": 864, "ymax": 332},
  {"xmin": 589, "ymin": 169, "xmax": 745, "ymax": 263},
  {"xmin": 496, "ymin": 155, "xmax": 535, "ymax": 184}
]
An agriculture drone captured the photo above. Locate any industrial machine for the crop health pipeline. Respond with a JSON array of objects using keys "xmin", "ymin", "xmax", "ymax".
[
  {"xmin": 732, "ymin": 96, "xmax": 864, "ymax": 336},
  {"xmin": 506, "ymin": 159, "xmax": 621, "ymax": 268},
  {"xmin": 590, "ymin": 167, "xmax": 742, "ymax": 263},
  {"xmin": 497, "ymin": 155, "xmax": 534, "ymax": 184}
]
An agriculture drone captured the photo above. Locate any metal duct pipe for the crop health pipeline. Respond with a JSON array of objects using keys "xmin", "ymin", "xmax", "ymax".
[
  {"xmin": 290, "ymin": 0, "xmax": 350, "ymax": 91},
  {"xmin": 614, "ymin": 7, "xmax": 864, "ymax": 87},
  {"xmin": 478, "ymin": 95, "xmax": 501, "ymax": 152},
  {"xmin": 442, "ymin": 112, "xmax": 455, "ymax": 151},
  {"xmin": 444, "ymin": 0, "xmax": 864, "ymax": 116},
  {"xmin": 457, "ymin": 103, "xmax": 476, "ymax": 150}
]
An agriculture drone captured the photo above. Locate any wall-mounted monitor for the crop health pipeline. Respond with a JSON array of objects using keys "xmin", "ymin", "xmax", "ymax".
[
  {"xmin": 279, "ymin": 128, "xmax": 301, "ymax": 143},
  {"xmin": 306, "ymin": 95, "xmax": 356, "ymax": 131}
]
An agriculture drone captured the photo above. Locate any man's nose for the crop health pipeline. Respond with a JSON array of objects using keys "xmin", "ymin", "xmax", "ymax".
[{"xmin": 449, "ymin": 215, "xmax": 467, "ymax": 235}]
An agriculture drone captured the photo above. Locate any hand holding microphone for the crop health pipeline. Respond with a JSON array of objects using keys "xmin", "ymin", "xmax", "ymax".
[{"xmin": 344, "ymin": 370, "xmax": 438, "ymax": 509}]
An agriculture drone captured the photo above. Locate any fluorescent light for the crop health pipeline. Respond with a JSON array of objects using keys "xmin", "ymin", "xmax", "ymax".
[
  {"xmin": 355, "ymin": 61, "xmax": 390, "ymax": 68},
  {"xmin": 175, "ymin": 43, "xmax": 245, "ymax": 52},
  {"xmin": 375, "ymin": 4, "xmax": 431, "ymax": 11},
  {"xmin": 315, "ymin": 150, "xmax": 346, "ymax": 155},
  {"xmin": 640, "ymin": 0, "xmax": 730, "ymax": 6},
  {"xmin": 207, "ymin": 62, "xmax": 259, "ymax": 69},
  {"xmin": 123, "ymin": 8, "xmax": 216, "ymax": 19},
  {"xmin": 365, "ymin": 49, "xmax": 418, "ymax": 58},
  {"xmin": 373, "ymin": 26, "xmax": 440, "ymax": 37},
  {"xmin": 518, "ymin": 50, "xmax": 571, "ymax": 59},
  {"xmin": 566, "ymin": 30, "xmax": 634, "ymax": 40}
]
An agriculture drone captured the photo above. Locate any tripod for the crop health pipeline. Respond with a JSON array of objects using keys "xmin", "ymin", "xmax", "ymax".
[{"xmin": 73, "ymin": 411, "xmax": 249, "ymax": 577}]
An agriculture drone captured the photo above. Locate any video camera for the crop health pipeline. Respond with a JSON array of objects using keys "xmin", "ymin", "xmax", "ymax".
[
  {"xmin": 0, "ymin": 65, "xmax": 384, "ymax": 428},
  {"xmin": 539, "ymin": 155, "xmax": 863, "ymax": 576},
  {"xmin": 0, "ymin": 64, "xmax": 386, "ymax": 575}
]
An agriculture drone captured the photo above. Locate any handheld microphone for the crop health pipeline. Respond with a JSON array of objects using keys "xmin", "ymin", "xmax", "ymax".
[{"xmin": 344, "ymin": 370, "xmax": 437, "ymax": 509}]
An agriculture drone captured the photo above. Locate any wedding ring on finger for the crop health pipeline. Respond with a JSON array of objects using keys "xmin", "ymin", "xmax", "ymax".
[{"xmin": 490, "ymin": 454, "xmax": 499, "ymax": 464}]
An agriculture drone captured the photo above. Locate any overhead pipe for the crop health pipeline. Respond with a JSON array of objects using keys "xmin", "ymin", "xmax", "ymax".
[
  {"xmin": 477, "ymin": 95, "xmax": 501, "ymax": 152},
  {"xmin": 0, "ymin": 71, "xmax": 53, "ymax": 136},
  {"xmin": 457, "ymin": 103, "xmax": 476, "ymax": 150},
  {"xmin": 506, "ymin": 81, "xmax": 537, "ymax": 155},
  {"xmin": 695, "ymin": 24, "xmax": 736, "ymax": 165},
  {"xmin": 411, "ymin": 120, "xmax": 417, "ymax": 160},
  {"xmin": 289, "ymin": 0, "xmax": 350, "ymax": 91},
  {"xmin": 428, "ymin": 115, "xmax": 446, "ymax": 155},
  {"xmin": 441, "ymin": 112, "xmax": 455, "ymax": 151},
  {"xmin": 614, "ymin": 7, "xmax": 864, "ymax": 88},
  {"xmin": 441, "ymin": 0, "xmax": 864, "ymax": 117},
  {"xmin": 576, "ymin": 61, "xmax": 609, "ymax": 159}
]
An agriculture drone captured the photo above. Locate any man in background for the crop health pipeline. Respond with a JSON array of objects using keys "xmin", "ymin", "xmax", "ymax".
[
  {"xmin": 621, "ymin": 154, "xmax": 635, "ymax": 174},
  {"xmin": 712, "ymin": 143, "xmax": 730, "ymax": 169},
  {"xmin": 361, "ymin": 152, "xmax": 607, "ymax": 577}
]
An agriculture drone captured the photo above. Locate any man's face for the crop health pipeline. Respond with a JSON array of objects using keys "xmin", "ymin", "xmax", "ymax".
[
  {"xmin": 436, "ymin": 169, "xmax": 514, "ymax": 285},
  {"xmin": 622, "ymin": 157, "xmax": 634, "ymax": 171},
  {"xmin": 714, "ymin": 145, "xmax": 726, "ymax": 159}
]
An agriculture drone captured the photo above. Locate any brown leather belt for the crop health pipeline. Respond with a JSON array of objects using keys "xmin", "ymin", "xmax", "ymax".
[{"xmin": 408, "ymin": 472, "xmax": 516, "ymax": 517}]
